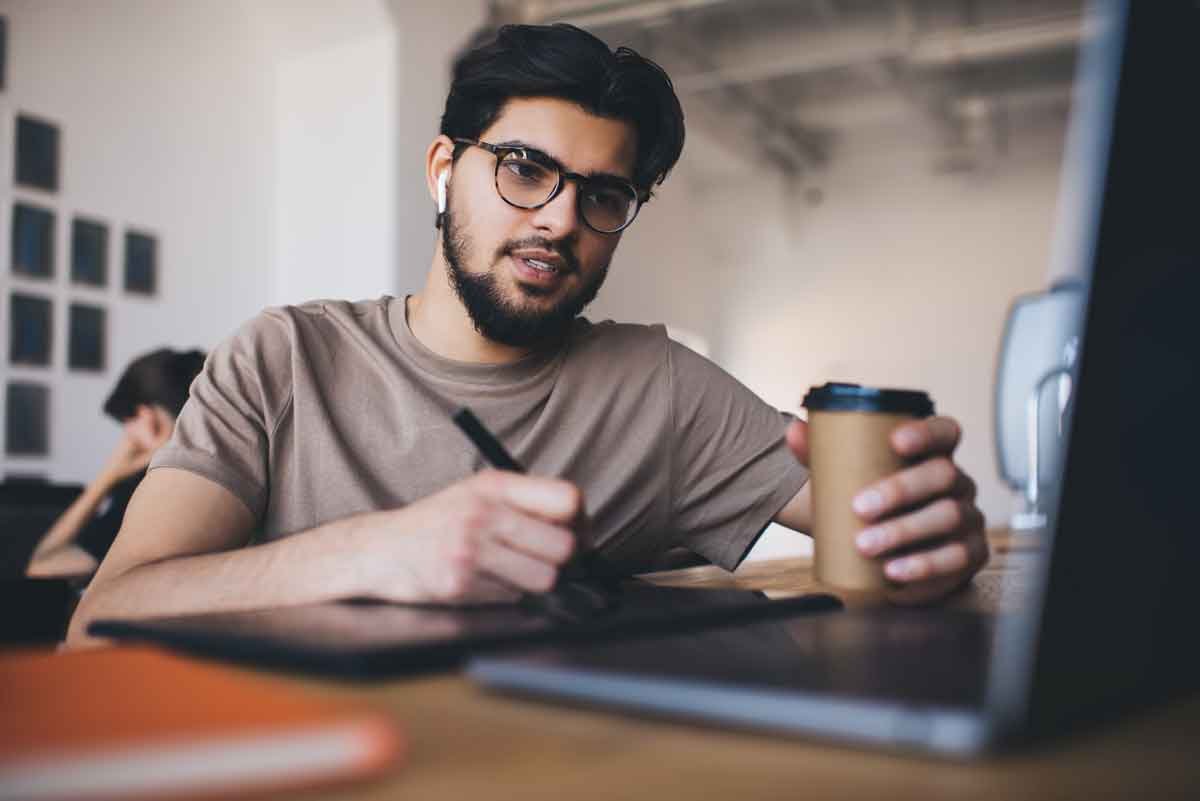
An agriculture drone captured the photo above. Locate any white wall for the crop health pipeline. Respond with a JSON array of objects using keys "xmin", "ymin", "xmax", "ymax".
[
  {"xmin": 0, "ymin": 0, "xmax": 276, "ymax": 483},
  {"xmin": 0, "ymin": 0, "xmax": 444, "ymax": 484},
  {"xmin": 592, "ymin": 117, "xmax": 1067, "ymax": 559},
  {"xmin": 249, "ymin": 0, "xmax": 400, "ymax": 306}
]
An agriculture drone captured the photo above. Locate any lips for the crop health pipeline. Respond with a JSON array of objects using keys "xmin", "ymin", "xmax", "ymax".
[
  {"xmin": 511, "ymin": 255, "xmax": 566, "ymax": 286},
  {"xmin": 508, "ymin": 247, "xmax": 572, "ymax": 287}
]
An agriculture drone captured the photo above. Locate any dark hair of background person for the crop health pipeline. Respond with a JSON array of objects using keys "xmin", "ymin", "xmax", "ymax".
[
  {"xmin": 102, "ymin": 348, "xmax": 206, "ymax": 422},
  {"xmin": 440, "ymin": 23, "xmax": 686, "ymax": 201}
]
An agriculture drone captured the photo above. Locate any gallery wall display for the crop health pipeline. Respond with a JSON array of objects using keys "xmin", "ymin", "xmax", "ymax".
[{"xmin": 3, "ymin": 22, "xmax": 164, "ymax": 466}]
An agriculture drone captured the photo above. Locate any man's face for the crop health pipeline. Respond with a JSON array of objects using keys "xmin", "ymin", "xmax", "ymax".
[{"xmin": 441, "ymin": 97, "xmax": 638, "ymax": 347}]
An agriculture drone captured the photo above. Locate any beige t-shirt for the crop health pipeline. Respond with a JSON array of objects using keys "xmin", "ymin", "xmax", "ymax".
[{"xmin": 151, "ymin": 296, "xmax": 808, "ymax": 571}]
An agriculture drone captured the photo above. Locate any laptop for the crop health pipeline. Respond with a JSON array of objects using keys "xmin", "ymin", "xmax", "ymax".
[{"xmin": 468, "ymin": 0, "xmax": 1200, "ymax": 756}]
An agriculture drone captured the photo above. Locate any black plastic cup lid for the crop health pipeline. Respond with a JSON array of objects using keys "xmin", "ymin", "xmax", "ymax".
[{"xmin": 802, "ymin": 382, "xmax": 935, "ymax": 417}]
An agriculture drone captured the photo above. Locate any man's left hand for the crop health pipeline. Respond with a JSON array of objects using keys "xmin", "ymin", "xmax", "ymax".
[{"xmin": 787, "ymin": 416, "xmax": 989, "ymax": 605}]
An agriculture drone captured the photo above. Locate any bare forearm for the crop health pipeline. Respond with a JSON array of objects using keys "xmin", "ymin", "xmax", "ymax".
[
  {"xmin": 773, "ymin": 479, "xmax": 813, "ymax": 534},
  {"xmin": 67, "ymin": 511, "xmax": 377, "ymax": 646}
]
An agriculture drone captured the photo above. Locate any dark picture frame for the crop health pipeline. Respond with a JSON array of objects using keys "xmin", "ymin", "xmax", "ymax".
[
  {"xmin": 15, "ymin": 114, "xmax": 60, "ymax": 193},
  {"xmin": 5, "ymin": 382, "xmax": 50, "ymax": 456},
  {"xmin": 71, "ymin": 217, "xmax": 108, "ymax": 287},
  {"xmin": 67, "ymin": 303, "xmax": 106, "ymax": 371},
  {"xmin": 124, "ymin": 230, "xmax": 157, "ymax": 295},
  {"xmin": 9, "ymin": 292, "xmax": 53, "ymax": 366},
  {"xmin": 11, "ymin": 203, "xmax": 55, "ymax": 279}
]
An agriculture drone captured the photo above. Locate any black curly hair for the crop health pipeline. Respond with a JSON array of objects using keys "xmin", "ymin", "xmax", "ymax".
[
  {"xmin": 440, "ymin": 23, "xmax": 685, "ymax": 199},
  {"xmin": 102, "ymin": 348, "xmax": 206, "ymax": 422}
]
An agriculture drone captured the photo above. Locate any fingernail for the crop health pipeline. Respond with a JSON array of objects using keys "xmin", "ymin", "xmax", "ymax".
[
  {"xmin": 853, "ymin": 489, "xmax": 885, "ymax": 517},
  {"xmin": 887, "ymin": 558, "xmax": 919, "ymax": 580},
  {"xmin": 856, "ymin": 528, "xmax": 885, "ymax": 553}
]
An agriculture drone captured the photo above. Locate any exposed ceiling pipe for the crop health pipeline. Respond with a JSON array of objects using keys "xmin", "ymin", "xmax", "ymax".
[{"xmin": 675, "ymin": 12, "xmax": 1083, "ymax": 93}]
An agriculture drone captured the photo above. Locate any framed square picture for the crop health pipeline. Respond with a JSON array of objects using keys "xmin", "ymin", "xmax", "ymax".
[
  {"xmin": 9, "ymin": 292, "xmax": 53, "ymax": 366},
  {"xmin": 5, "ymin": 382, "xmax": 50, "ymax": 456},
  {"xmin": 12, "ymin": 204, "xmax": 55, "ymax": 279},
  {"xmin": 124, "ymin": 230, "xmax": 157, "ymax": 295},
  {"xmin": 16, "ymin": 114, "xmax": 60, "ymax": 192},
  {"xmin": 71, "ymin": 217, "xmax": 109, "ymax": 287},
  {"xmin": 68, "ymin": 303, "xmax": 106, "ymax": 370}
]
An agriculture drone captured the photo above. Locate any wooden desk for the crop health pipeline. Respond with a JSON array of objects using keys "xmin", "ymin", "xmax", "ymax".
[{"xmin": 265, "ymin": 532, "xmax": 1199, "ymax": 800}]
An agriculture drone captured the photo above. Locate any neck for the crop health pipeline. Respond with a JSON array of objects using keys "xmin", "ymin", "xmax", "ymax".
[{"xmin": 406, "ymin": 248, "xmax": 536, "ymax": 364}]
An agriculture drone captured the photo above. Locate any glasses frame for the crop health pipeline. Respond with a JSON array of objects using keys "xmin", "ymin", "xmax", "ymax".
[{"xmin": 452, "ymin": 138, "xmax": 643, "ymax": 234}]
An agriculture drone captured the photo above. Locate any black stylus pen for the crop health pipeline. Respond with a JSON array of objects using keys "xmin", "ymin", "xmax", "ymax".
[{"xmin": 451, "ymin": 407, "xmax": 614, "ymax": 622}]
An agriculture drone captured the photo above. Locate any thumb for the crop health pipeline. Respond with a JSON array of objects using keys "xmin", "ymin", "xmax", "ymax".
[{"xmin": 785, "ymin": 418, "xmax": 810, "ymax": 467}]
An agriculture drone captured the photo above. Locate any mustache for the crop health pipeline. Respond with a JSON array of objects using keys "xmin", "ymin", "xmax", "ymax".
[{"xmin": 496, "ymin": 236, "xmax": 581, "ymax": 273}]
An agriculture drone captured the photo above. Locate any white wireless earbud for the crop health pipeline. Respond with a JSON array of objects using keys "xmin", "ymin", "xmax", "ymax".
[{"xmin": 436, "ymin": 170, "xmax": 450, "ymax": 214}]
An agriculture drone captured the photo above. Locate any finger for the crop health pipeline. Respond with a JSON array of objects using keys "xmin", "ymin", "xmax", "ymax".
[
  {"xmin": 471, "ymin": 469, "xmax": 584, "ymax": 524},
  {"xmin": 477, "ymin": 536, "xmax": 562, "ymax": 594},
  {"xmin": 784, "ymin": 418, "xmax": 810, "ymax": 466},
  {"xmin": 891, "ymin": 416, "xmax": 962, "ymax": 458},
  {"xmin": 451, "ymin": 574, "xmax": 523, "ymax": 606},
  {"xmin": 491, "ymin": 508, "xmax": 576, "ymax": 565},
  {"xmin": 882, "ymin": 527, "xmax": 990, "ymax": 584},
  {"xmin": 857, "ymin": 498, "xmax": 983, "ymax": 557},
  {"xmin": 952, "ymin": 469, "xmax": 978, "ymax": 503},
  {"xmin": 852, "ymin": 457, "xmax": 961, "ymax": 522},
  {"xmin": 435, "ymin": 530, "xmax": 548, "ymax": 602}
]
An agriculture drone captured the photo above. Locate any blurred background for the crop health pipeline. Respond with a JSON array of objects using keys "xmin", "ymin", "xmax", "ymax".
[{"xmin": 0, "ymin": 0, "xmax": 1086, "ymax": 560}]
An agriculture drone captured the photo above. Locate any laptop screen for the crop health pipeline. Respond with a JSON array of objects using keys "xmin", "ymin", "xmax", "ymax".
[{"xmin": 991, "ymin": 0, "xmax": 1200, "ymax": 735}]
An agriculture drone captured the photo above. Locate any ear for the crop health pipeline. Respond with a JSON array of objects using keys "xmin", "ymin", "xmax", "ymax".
[{"xmin": 425, "ymin": 135, "xmax": 456, "ymax": 212}]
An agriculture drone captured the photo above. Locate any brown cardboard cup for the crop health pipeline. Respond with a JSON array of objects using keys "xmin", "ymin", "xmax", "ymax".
[{"xmin": 802, "ymin": 383, "xmax": 935, "ymax": 596}]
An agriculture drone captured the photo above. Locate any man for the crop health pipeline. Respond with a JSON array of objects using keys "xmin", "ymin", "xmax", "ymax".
[{"xmin": 68, "ymin": 24, "xmax": 987, "ymax": 644}]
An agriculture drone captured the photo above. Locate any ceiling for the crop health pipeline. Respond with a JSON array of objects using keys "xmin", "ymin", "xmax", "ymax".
[{"xmin": 486, "ymin": 0, "xmax": 1084, "ymax": 179}]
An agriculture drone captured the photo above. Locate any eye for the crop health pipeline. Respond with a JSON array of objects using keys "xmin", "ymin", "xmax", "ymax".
[
  {"xmin": 585, "ymin": 186, "xmax": 630, "ymax": 212},
  {"xmin": 501, "ymin": 156, "xmax": 551, "ymax": 184}
]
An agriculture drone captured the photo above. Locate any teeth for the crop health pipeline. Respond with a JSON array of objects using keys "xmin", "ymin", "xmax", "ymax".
[{"xmin": 525, "ymin": 258, "xmax": 557, "ymax": 273}]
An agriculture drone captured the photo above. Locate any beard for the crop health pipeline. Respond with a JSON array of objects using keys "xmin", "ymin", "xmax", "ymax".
[{"xmin": 441, "ymin": 200, "xmax": 609, "ymax": 349}]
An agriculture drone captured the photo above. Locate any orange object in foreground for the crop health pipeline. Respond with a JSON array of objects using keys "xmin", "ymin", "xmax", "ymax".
[{"xmin": 0, "ymin": 645, "xmax": 405, "ymax": 800}]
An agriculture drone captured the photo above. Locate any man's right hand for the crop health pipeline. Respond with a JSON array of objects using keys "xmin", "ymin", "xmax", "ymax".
[
  {"xmin": 69, "ymin": 468, "xmax": 585, "ymax": 647},
  {"xmin": 351, "ymin": 469, "xmax": 583, "ymax": 605}
]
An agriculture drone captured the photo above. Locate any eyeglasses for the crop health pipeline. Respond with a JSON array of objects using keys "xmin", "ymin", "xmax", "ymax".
[{"xmin": 453, "ymin": 138, "xmax": 643, "ymax": 234}]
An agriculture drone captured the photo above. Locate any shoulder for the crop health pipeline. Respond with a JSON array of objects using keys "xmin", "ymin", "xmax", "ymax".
[
  {"xmin": 227, "ymin": 296, "xmax": 391, "ymax": 354},
  {"xmin": 569, "ymin": 318, "xmax": 670, "ymax": 359}
]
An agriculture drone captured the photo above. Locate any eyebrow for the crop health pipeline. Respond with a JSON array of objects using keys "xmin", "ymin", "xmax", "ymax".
[{"xmin": 495, "ymin": 139, "xmax": 635, "ymax": 185}]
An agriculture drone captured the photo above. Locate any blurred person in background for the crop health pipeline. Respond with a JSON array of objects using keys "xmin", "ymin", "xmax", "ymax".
[{"xmin": 26, "ymin": 349, "xmax": 206, "ymax": 579}]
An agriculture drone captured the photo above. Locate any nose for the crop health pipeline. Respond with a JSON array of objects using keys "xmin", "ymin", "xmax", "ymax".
[{"xmin": 528, "ymin": 179, "xmax": 581, "ymax": 237}]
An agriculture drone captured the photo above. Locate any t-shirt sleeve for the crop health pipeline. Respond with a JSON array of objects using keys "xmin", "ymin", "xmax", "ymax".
[
  {"xmin": 149, "ymin": 309, "xmax": 294, "ymax": 523},
  {"xmin": 668, "ymin": 339, "xmax": 809, "ymax": 571}
]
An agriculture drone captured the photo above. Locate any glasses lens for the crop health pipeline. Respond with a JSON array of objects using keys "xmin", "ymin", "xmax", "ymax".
[
  {"xmin": 580, "ymin": 182, "xmax": 637, "ymax": 232},
  {"xmin": 495, "ymin": 153, "xmax": 558, "ymax": 208}
]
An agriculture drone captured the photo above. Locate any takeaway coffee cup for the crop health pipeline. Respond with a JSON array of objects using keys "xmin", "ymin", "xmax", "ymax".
[{"xmin": 801, "ymin": 382, "xmax": 935, "ymax": 594}]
